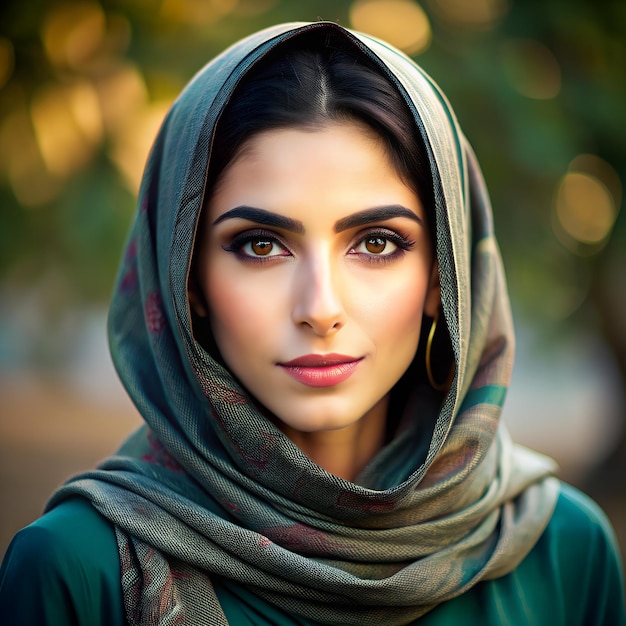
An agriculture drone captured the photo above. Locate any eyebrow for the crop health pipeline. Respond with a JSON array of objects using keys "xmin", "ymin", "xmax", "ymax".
[
  {"xmin": 212, "ymin": 204, "xmax": 423, "ymax": 233},
  {"xmin": 212, "ymin": 206, "xmax": 304, "ymax": 233},
  {"xmin": 333, "ymin": 205, "xmax": 423, "ymax": 232}
]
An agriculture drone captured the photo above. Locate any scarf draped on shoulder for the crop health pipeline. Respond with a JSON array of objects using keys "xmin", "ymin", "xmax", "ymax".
[{"xmin": 48, "ymin": 21, "xmax": 559, "ymax": 625}]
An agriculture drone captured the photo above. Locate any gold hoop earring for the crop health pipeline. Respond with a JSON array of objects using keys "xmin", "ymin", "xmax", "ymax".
[{"xmin": 425, "ymin": 316, "xmax": 453, "ymax": 392}]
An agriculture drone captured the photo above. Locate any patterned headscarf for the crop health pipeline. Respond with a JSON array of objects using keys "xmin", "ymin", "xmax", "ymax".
[{"xmin": 49, "ymin": 22, "xmax": 559, "ymax": 625}]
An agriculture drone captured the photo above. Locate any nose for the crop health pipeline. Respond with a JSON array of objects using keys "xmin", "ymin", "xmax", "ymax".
[{"xmin": 291, "ymin": 254, "xmax": 346, "ymax": 336}]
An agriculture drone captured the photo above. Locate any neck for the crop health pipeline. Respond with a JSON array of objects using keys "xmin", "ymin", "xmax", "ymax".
[{"xmin": 278, "ymin": 396, "xmax": 389, "ymax": 482}]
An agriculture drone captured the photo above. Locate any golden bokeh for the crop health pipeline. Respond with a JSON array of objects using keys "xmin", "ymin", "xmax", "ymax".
[
  {"xmin": 232, "ymin": 0, "xmax": 279, "ymax": 18},
  {"xmin": 92, "ymin": 64, "xmax": 148, "ymax": 136},
  {"xmin": 0, "ymin": 61, "xmax": 155, "ymax": 203},
  {"xmin": 109, "ymin": 100, "xmax": 172, "ymax": 194},
  {"xmin": 42, "ymin": 2, "xmax": 107, "ymax": 70},
  {"xmin": 349, "ymin": 0, "xmax": 432, "ymax": 55},
  {"xmin": 569, "ymin": 153, "xmax": 622, "ymax": 210},
  {"xmin": 92, "ymin": 64, "xmax": 171, "ymax": 194},
  {"xmin": 426, "ymin": 0, "xmax": 510, "ymax": 31},
  {"xmin": 41, "ymin": 2, "xmax": 131, "ymax": 72},
  {"xmin": 554, "ymin": 170, "xmax": 618, "ymax": 249},
  {"xmin": 0, "ymin": 108, "xmax": 61, "ymax": 207},
  {"xmin": 161, "ymin": 0, "xmax": 238, "ymax": 25},
  {"xmin": 501, "ymin": 39, "xmax": 561, "ymax": 100},
  {"xmin": 30, "ymin": 82, "xmax": 103, "ymax": 178}
]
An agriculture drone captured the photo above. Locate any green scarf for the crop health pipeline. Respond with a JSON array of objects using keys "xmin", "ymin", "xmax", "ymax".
[{"xmin": 48, "ymin": 22, "xmax": 559, "ymax": 625}]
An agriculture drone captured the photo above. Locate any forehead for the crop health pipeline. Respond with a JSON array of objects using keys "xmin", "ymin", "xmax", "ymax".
[{"xmin": 206, "ymin": 122, "xmax": 425, "ymax": 225}]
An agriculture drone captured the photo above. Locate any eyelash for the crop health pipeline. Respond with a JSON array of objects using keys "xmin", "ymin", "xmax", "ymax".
[
  {"xmin": 223, "ymin": 229, "xmax": 292, "ymax": 262},
  {"xmin": 222, "ymin": 227, "xmax": 416, "ymax": 264},
  {"xmin": 349, "ymin": 228, "xmax": 416, "ymax": 264}
]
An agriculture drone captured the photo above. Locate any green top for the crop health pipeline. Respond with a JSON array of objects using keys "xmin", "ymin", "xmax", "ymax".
[{"xmin": 1, "ymin": 483, "xmax": 623, "ymax": 625}]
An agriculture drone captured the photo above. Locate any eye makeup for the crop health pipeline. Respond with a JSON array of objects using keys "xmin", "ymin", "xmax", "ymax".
[
  {"xmin": 221, "ymin": 225, "xmax": 416, "ymax": 265},
  {"xmin": 349, "ymin": 227, "xmax": 416, "ymax": 264},
  {"xmin": 222, "ymin": 228, "xmax": 292, "ymax": 262}
]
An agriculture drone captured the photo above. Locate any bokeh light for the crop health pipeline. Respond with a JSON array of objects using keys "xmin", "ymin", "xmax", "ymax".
[
  {"xmin": 31, "ymin": 82, "xmax": 103, "ymax": 178},
  {"xmin": 42, "ymin": 2, "xmax": 107, "ymax": 70},
  {"xmin": 93, "ymin": 64, "xmax": 148, "ymax": 136},
  {"xmin": 161, "ymin": 0, "xmax": 238, "ymax": 25},
  {"xmin": 349, "ymin": 0, "xmax": 432, "ymax": 55},
  {"xmin": 232, "ymin": 0, "xmax": 280, "ymax": 18},
  {"xmin": 569, "ymin": 153, "xmax": 622, "ymax": 210},
  {"xmin": 553, "ymin": 157, "xmax": 620, "ymax": 253},
  {"xmin": 501, "ymin": 39, "xmax": 561, "ymax": 100},
  {"xmin": 0, "ymin": 108, "xmax": 61, "ymax": 207},
  {"xmin": 425, "ymin": 0, "xmax": 510, "ymax": 31},
  {"xmin": 41, "ymin": 2, "xmax": 130, "ymax": 71},
  {"xmin": 109, "ymin": 100, "xmax": 171, "ymax": 194}
]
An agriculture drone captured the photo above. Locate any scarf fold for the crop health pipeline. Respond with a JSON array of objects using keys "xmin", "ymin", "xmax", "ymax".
[{"xmin": 48, "ymin": 21, "xmax": 559, "ymax": 625}]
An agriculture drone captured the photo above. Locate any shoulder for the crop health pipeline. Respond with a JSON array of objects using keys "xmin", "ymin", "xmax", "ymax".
[
  {"xmin": 544, "ymin": 482, "xmax": 623, "ymax": 564},
  {"xmin": 2, "ymin": 497, "xmax": 120, "ymax": 580},
  {"xmin": 423, "ymin": 483, "xmax": 626, "ymax": 626},
  {"xmin": 523, "ymin": 482, "xmax": 625, "ymax": 625},
  {"xmin": 0, "ymin": 498, "xmax": 126, "ymax": 626},
  {"xmin": 552, "ymin": 482, "xmax": 617, "ymax": 530}
]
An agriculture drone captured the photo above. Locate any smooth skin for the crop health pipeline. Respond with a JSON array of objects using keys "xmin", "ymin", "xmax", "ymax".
[{"xmin": 194, "ymin": 122, "xmax": 440, "ymax": 480}]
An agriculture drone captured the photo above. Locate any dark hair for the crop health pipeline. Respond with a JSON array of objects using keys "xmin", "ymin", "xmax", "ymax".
[{"xmin": 205, "ymin": 32, "xmax": 434, "ymax": 226}]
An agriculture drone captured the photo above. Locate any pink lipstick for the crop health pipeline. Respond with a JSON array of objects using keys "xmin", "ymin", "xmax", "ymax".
[{"xmin": 278, "ymin": 354, "xmax": 362, "ymax": 387}]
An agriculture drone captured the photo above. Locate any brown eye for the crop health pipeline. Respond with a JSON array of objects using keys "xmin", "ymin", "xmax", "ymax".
[
  {"xmin": 228, "ymin": 231, "xmax": 290, "ymax": 260},
  {"xmin": 349, "ymin": 230, "xmax": 408, "ymax": 262},
  {"xmin": 251, "ymin": 240, "xmax": 274, "ymax": 255},
  {"xmin": 365, "ymin": 237, "xmax": 387, "ymax": 254}
]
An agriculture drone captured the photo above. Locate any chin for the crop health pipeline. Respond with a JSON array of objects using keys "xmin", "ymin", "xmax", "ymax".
[
  {"xmin": 269, "ymin": 408, "xmax": 358, "ymax": 434},
  {"xmin": 266, "ymin": 395, "xmax": 385, "ymax": 435}
]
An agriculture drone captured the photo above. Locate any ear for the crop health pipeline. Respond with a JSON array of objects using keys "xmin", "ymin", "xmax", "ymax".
[{"xmin": 424, "ymin": 260, "xmax": 441, "ymax": 318}]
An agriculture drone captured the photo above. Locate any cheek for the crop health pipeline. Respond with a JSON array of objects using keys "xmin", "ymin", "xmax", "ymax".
[
  {"xmin": 352, "ymin": 268, "xmax": 429, "ymax": 342},
  {"xmin": 381, "ymin": 292, "xmax": 424, "ymax": 356},
  {"xmin": 208, "ymin": 276, "xmax": 248, "ymax": 341},
  {"xmin": 373, "ymin": 285, "xmax": 426, "ymax": 382},
  {"xmin": 206, "ymin": 270, "xmax": 278, "ymax": 355}
]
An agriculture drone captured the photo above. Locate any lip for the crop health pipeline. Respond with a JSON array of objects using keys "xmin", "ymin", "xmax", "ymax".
[{"xmin": 278, "ymin": 353, "xmax": 363, "ymax": 387}]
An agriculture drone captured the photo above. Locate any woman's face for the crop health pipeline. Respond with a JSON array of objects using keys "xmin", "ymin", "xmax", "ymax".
[{"xmin": 195, "ymin": 122, "xmax": 440, "ymax": 435}]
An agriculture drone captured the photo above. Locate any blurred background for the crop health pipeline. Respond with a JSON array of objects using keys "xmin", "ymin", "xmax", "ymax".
[{"xmin": 1, "ymin": 0, "xmax": 624, "ymax": 574}]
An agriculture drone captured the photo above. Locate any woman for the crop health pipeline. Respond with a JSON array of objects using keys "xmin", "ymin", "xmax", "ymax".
[{"xmin": 1, "ymin": 21, "xmax": 624, "ymax": 625}]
